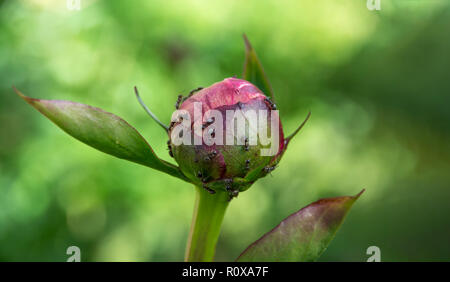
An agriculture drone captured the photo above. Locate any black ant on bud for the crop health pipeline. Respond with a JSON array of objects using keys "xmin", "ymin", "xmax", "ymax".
[
  {"xmin": 264, "ymin": 97, "xmax": 277, "ymax": 110},
  {"xmin": 208, "ymin": 128, "xmax": 216, "ymax": 138},
  {"xmin": 202, "ymin": 185, "xmax": 216, "ymax": 194},
  {"xmin": 202, "ymin": 151, "xmax": 216, "ymax": 162},
  {"xmin": 202, "ymin": 117, "xmax": 215, "ymax": 129},
  {"xmin": 224, "ymin": 179, "xmax": 232, "ymax": 190},
  {"xmin": 200, "ymin": 173, "xmax": 210, "ymax": 184},
  {"xmin": 244, "ymin": 137, "xmax": 249, "ymax": 151},
  {"xmin": 167, "ymin": 140, "xmax": 173, "ymax": 158},
  {"xmin": 263, "ymin": 165, "xmax": 276, "ymax": 174},
  {"xmin": 175, "ymin": 94, "xmax": 183, "ymax": 109},
  {"xmin": 208, "ymin": 150, "xmax": 217, "ymax": 159},
  {"xmin": 188, "ymin": 87, "xmax": 203, "ymax": 97},
  {"xmin": 223, "ymin": 179, "xmax": 239, "ymax": 200}
]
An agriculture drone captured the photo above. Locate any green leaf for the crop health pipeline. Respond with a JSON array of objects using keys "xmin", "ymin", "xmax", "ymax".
[
  {"xmin": 242, "ymin": 34, "xmax": 275, "ymax": 101},
  {"xmin": 14, "ymin": 87, "xmax": 189, "ymax": 182},
  {"xmin": 237, "ymin": 190, "xmax": 364, "ymax": 262}
]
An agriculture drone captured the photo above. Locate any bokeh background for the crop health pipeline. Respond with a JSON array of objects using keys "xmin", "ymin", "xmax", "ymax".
[{"xmin": 0, "ymin": 0, "xmax": 449, "ymax": 261}]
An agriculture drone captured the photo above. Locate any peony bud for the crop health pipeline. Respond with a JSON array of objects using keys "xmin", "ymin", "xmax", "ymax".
[{"xmin": 168, "ymin": 78, "xmax": 285, "ymax": 198}]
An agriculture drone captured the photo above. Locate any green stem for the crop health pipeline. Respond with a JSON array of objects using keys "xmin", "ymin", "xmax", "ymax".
[{"xmin": 184, "ymin": 185, "xmax": 230, "ymax": 262}]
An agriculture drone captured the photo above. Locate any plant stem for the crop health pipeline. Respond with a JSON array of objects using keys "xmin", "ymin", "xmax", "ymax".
[{"xmin": 184, "ymin": 185, "xmax": 230, "ymax": 262}]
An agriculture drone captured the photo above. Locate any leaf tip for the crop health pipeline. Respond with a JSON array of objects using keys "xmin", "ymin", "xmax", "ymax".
[
  {"xmin": 242, "ymin": 33, "xmax": 252, "ymax": 52},
  {"xmin": 285, "ymin": 111, "xmax": 311, "ymax": 144},
  {"xmin": 12, "ymin": 85, "xmax": 24, "ymax": 98},
  {"xmin": 354, "ymin": 189, "xmax": 365, "ymax": 199},
  {"xmin": 12, "ymin": 86, "xmax": 36, "ymax": 105}
]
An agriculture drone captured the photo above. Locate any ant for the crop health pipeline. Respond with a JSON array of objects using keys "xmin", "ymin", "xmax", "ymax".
[
  {"xmin": 245, "ymin": 159, "xmax": 251, "ymax": 170},
  {"xmin": 167, "ymin": 140, "xmax": 173, "ymax": 158},
  {"xmin": 208, "ymin": 150, "xmax": 217, "ymax": 159},
  {"xmin": 188, "ymin": 87, "xmax": 203, "ymax": 97},
  {"xmin": 264, "ymin": 97, "xmax": 277, "ymax": 110},
  {"xmin": 202, "ymin": 185, "xmax": 216, "ymax": 194},
  {"xmin": 244, "ymin": 137, "xmax": 249, "ymax": 151},
  {"xmin": 263, "ymin": 165, "xmax": 276, "ymax": 174},
  {"xmin": 175, "ymin": 94, "xmax": 183, "ymax": 109}
]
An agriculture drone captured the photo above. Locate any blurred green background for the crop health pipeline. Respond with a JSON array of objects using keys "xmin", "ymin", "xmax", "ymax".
[{"xmin": 0, "ymin": 0, "xmax": 449, "ymax": 261}]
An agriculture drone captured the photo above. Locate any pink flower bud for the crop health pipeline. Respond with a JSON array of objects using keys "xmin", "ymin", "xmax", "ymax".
[{"xmin": 169, "ymin": 78, "xmax": 285, "ymax": 198}]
